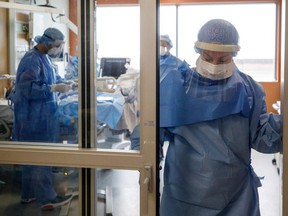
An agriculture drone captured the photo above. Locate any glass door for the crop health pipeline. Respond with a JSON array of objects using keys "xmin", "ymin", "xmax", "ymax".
[{"xmin": 0, "ymin": 0, "xmax": 158, "ymax": 215}]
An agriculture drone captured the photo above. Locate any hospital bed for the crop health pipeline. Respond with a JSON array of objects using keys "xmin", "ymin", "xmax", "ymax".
[
  {"xmin": 0, "ymin": 99, "xmax": 14, "ymax": 141},
  {"xmin": 57, "ymin": 73, "xmax": 139, "ymax": 149}
]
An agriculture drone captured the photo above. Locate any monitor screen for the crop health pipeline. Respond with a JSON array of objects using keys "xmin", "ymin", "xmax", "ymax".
[{"xmin": 100, "ymin": 57, "xmax": 131, "ymax": 79}]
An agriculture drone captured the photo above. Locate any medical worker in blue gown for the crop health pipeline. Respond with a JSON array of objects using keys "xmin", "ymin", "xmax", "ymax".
[
  {"xmin": 160, "ymin": 34, "xmax": 183, "ymax": 82},
  {"xmin": 131, "ymin": 35, "xmax": 183, "ymax": 154},
  {"xmin": 160, "ymin": 19, "xmax": 282, "ymax": 216},
  {"xmin": 12, "ymin": 28, "xmax": 73, "ymax": 210}
]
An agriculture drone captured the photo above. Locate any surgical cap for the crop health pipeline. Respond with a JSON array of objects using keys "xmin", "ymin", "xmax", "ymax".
[
  {"xmin": 160, "ymin": 34, "xmax": 173, "ymax": 49},
  {"xmin": 194, "ymin": 19, "xmax": 240, "ymax": 55},
  {"xmin": 34, "ymin": 27, "xmax": 65, "ymax": 46}
]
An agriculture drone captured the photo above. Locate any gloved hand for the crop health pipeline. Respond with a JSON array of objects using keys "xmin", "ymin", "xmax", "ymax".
[
  {"xmin": 71, "ymin": 81, "xmax": 78, "ymax": 90},
  {"xmin": 50, "ymin": 83, "xmax": 71, "ymax": 93},
  {"xmin": 62, "ymin": 80, "xmax": 78, "ymax": 90}
]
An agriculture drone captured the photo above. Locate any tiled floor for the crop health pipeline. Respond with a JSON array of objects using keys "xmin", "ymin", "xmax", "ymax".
[
  {"xmin": 0, "ymin": 167, "xmax": 140, "ymax": 216},
  {"xmin": 251, "ymin": 150, "xmax": 281, "ymax": 216},
  {"xmin": 0, "ymin": 167, "xmax": 79, "ymax": 216}
]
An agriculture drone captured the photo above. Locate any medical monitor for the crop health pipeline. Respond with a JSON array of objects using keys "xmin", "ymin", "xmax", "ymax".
[{"xmin": 100, "ymin": 57, "xmax": 131, "ymax": 79}]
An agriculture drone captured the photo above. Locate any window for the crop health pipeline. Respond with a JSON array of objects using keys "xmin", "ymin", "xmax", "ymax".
[
  {"xmin": 96, "ymin": 6, "xmax": 140, "ymax": 70},
  {"xmin": 97, "ymin": 3, "xmax": 277, "ymax": 82},
  {"xmin": 160, "ymin": 3, "xmax": 277, "ymax": 82}
]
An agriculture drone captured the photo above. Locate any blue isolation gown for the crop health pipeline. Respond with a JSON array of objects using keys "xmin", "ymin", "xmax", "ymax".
[
  {"xmin": 12, "ymin": 47, "xmax": 62, "ymax": 142},
  {"xmin": 159, "ymin": 53, "xmax": 183, "ymax": 157},
  {"xmin": 160, "ymin": 53, "xmax": 183, "ymax": 83},
  {"xmin": 160, "ymin": 61, "xmax": 282, "ymax": 216},
  {"xmin": 12, "ymin": 48, "xmax": 62, "ymax": 206}
]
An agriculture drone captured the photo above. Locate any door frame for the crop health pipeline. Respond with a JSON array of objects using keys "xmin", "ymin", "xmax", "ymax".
[{"xmin": 0, "ymin": 0, "xmax": 158, "ymax": 215}]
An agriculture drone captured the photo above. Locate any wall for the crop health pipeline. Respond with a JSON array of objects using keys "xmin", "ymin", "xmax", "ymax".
[
  {"xmin": 27, "ymin": 0, "xmax": 69, "ymax": 54},
  {"xmin": 69, "ymin": 0, "xmax": 77, "ymax": 56},
  {"xmin": 0, "ymin": 1, "xmax": 10, "ymax": 98},
  {"xmin": 261, "ymin": 82, "xmax": 280, "ymax": 113}
]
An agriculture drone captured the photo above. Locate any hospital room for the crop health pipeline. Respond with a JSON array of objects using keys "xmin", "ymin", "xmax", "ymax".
[{"xmin": 0, "ymin": 0, "xmax": 287, "ymax": 215}]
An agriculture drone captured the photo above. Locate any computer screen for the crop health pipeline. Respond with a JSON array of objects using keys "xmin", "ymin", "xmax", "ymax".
[{"xmin": 100, "ymin": 57, "xmax": 131, "ymax": 79}]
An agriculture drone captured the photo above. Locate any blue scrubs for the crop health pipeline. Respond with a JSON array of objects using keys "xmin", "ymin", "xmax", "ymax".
[
  {"xmin": 12, "ymin": 47, "xmax": 62, "ymax": 205},
  {"xmin": 160, "ymin": 61, "xmax": 282, "ymax": 216}
]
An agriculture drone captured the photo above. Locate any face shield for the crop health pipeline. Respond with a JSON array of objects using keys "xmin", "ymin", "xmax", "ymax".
[
  {"xmin": 194, "ymin": 41, "xmax": 240, "ymax": 53},
  {"xmin": 34, "ymin": 28, "xmax": 65, "ymax": 58},
  {"xmin": 48, "ymin": 42, "xmax": 65, "ymax": 58},
  {"xmin": 160, "ymin": 35, "xmax": 173, "ymax": 56}
]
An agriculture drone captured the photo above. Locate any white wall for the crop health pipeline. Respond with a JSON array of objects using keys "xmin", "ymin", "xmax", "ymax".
[{"xmin": 30, "ymin": 0, "xmax": 70, "ymax": 54}]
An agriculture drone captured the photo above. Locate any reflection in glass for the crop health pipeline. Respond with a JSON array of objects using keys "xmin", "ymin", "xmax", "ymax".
[
  {"xmin": 0, "ymin": 165, "xmax": 139, "ymax": 216},
  {"xmin": 0, "ymin": 164, "xmax": 79, "ymax": 215},
  {"xmin": 96, "ymin": 169, "xmax": 140, "ymax": 216},
  {"xmin": 95, "ymin": 6, "xmax": 140, "ymax": 151}
]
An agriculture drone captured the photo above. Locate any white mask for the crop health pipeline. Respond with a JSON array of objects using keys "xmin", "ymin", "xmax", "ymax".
[
  {"xmin": 160, "ymin": 46, "xmax": 168, "ymax": 56},
  {"xmin": 196, "ymin": 57, "xmax": 235, "ymax": 80},
  {"xmin": 48, "ymin": 47, "xmax": 62, "ymax": 58}
]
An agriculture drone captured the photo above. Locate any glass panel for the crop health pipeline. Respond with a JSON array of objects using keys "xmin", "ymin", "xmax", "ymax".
[
  {"xmin": 95, "ymin": 6, "xmax": 140, "ymax": 152},
  {"xmin": 4, "ymin": 1, "xmax": 79, "ymax": 146},
  {"xmin": 96, "ymin": 169, "xmax": 140, "ymax": 216},
  {"xmin": 159, "ymin": 9, "xmax": 282, "ymax": 215},
  {"xmin": 160, "ymin": 3, "xmax": 276, "ymax": 82},
  {"xmin": 0, "ymin": 164, "xmax": 79, "ymax": 215},
  {"xmin": 159, "ymin": 6, "xmax": 177, "ymax": 56}
]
